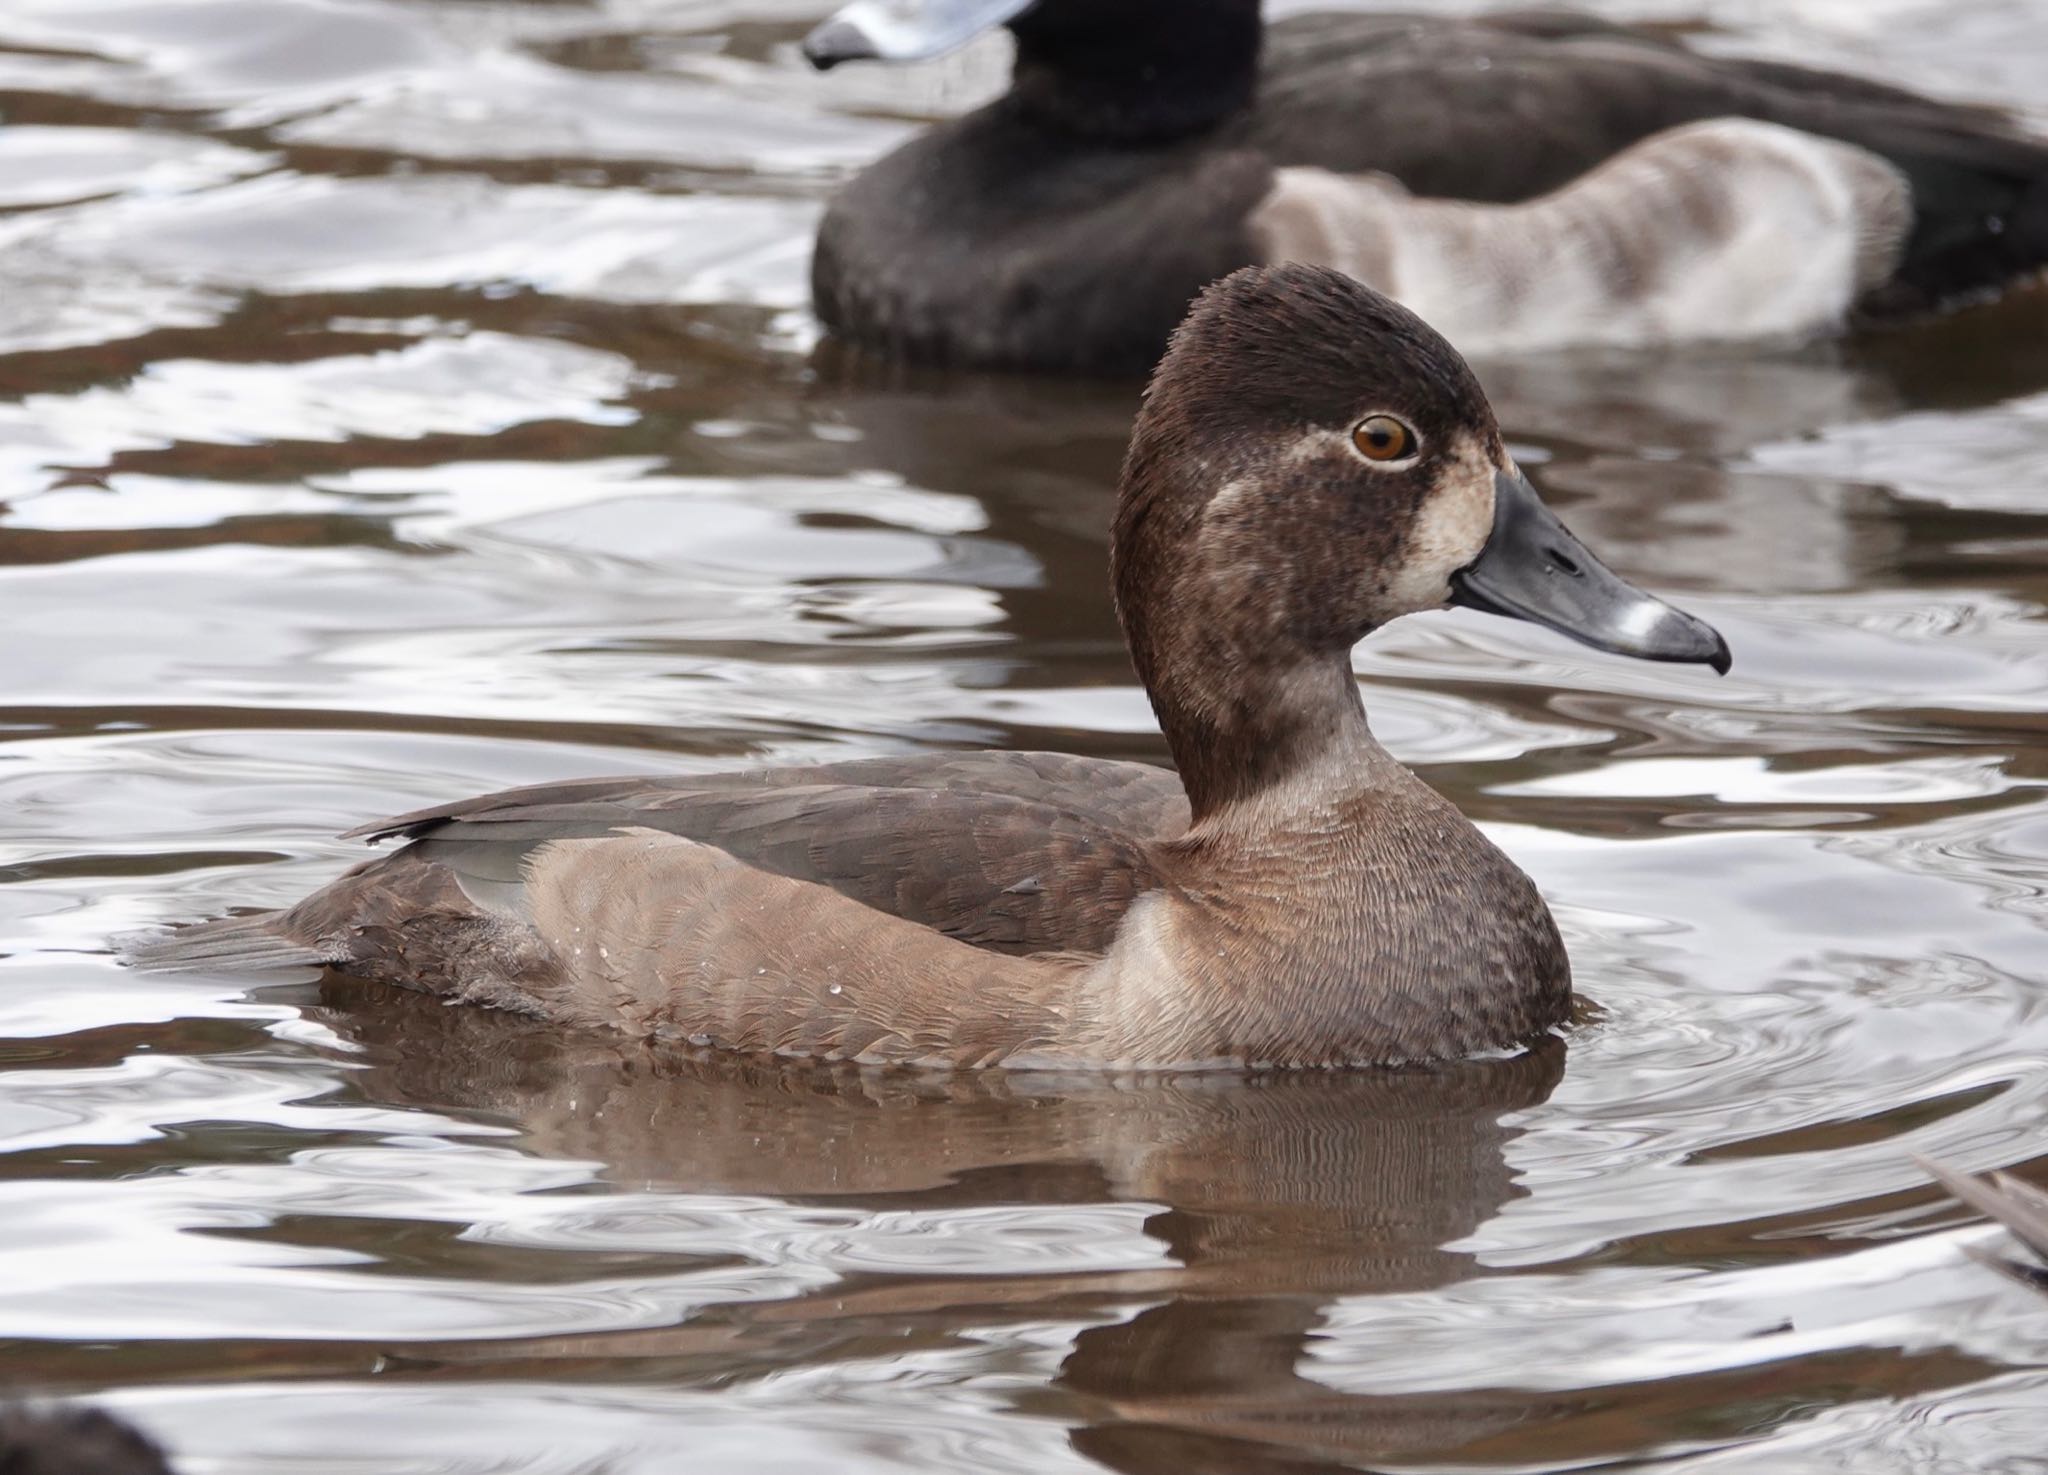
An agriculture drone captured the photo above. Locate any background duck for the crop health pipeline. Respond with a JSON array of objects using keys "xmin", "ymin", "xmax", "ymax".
[
  {"xmin": 806, "ymin": 0, "xmax": 2048, "ymax": 369},
  {"xmin": 133, "ymin": 265, "xmax": 1726, "ymax": 1069}
]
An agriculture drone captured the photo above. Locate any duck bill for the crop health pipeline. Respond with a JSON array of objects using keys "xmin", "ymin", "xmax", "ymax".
[
  {"xmin": 804, "ymin": 0, "xmax": 1034, "ymax": 69},
  {"xmin": 1450, "ymin": 469, "xmax": 1731, "ymax": 674}
]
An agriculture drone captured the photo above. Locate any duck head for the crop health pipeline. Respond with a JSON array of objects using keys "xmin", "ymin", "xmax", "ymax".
[
  {"xmin": 805, "ymin": 0, "xmax": 1259, "ymax": 67},
  {"xmin": 804, "ymin": 0, "xmax": 1262, "ymax": 138},
  {"xmin": 1114, "ymin": 263, "xmax": 1728, "ymax": 815}
]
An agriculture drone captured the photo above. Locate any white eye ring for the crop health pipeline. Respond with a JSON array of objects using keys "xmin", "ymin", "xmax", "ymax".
[{"xmin": 1349, "ymin": 414, "xmax": 1422, "ymax": 467}]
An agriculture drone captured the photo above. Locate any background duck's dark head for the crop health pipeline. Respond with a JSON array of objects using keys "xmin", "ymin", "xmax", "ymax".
[
  {"xmin": 1113, "ymin": 263, "xmax": 1730, "ymax": 686},
  {"xmin": 804, "ymin": 0, "xmax": 1261, "ymax": 139}
]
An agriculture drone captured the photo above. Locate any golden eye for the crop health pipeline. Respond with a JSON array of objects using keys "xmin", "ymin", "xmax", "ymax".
[{"xmin": 1351, "ymin": 414, "xmax": 1418, "ymax": 463}]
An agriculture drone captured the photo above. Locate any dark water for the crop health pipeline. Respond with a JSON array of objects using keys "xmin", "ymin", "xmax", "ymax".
[{"xmin": 3, "ymin": 2, "xmax": 2048, "ymax": 1470}]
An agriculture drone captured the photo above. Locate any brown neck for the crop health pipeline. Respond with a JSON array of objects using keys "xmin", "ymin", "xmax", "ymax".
[{"xmin": 1118, "ymin": 582, "xmax": 1376, "ymax": 824}]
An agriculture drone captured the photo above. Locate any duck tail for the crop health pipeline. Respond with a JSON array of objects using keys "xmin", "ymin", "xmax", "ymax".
[
  {"xmin": 120, "ymin": 912, "xmax": 331, "ymax": 973},
  {"xmin": 2020, "ymin": 165, "xmax": 2048, "ymax": 273},
  {"xmin": 1857, "ymin": 122, "xmax": 2048, "ymax": 315}
]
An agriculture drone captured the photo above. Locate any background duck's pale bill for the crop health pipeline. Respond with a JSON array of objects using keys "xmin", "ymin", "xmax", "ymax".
[
  {"xmin": 804, "ymin": 0, "xmax": 1033, "ymax": 68},
  {"xmin": 1452, "ymin": 470, "xmax": 1733, "ymax": 674}
]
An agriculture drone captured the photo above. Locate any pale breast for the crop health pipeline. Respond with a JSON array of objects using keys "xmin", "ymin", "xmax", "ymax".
[
  {"xmin": 1062, "ymin": 752, "xmax": 1573, "ymax": 1069},
  {"xmin": 1249, "ymin": 117, "xmax": 1913, "ymax": 354}
]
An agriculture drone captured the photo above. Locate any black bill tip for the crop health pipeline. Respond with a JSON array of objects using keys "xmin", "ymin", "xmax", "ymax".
[
  {"xmin": 1704, "ymin": 628, "xmax": 1733, "ymax": 677},
  {"xmin": 1450, "ymin": 469, "xmax": 1733, "ymax": 675}
]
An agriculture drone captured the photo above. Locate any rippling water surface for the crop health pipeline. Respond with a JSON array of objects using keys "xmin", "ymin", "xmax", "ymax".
[{"xmin": 3, "ymin": 2, "xmax": 2048, "ymax": 1470}]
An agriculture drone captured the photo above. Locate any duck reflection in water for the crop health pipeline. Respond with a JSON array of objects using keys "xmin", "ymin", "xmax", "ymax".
[{"xmin": 311, "ymin": 978, "xmax": 1566, "ymax": 1472}]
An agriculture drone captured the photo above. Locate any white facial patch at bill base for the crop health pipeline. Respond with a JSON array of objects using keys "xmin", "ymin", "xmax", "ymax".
[
  {"xmin": 1249, "ymin": 117, "xmax": 1913, "ymax": 355},
  {"xmin": 1376, "ymin": 434, "xmax": 1497, "ymax": 619}
]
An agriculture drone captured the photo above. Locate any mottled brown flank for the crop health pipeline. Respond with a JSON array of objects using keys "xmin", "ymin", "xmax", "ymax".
[
  {"xmin": 137, "ymin": 265, "xmax": 1570, "ymax": 1069},
  {"xmin": 308, "ymin": 753, "xmax": 1186, "ymax": 959}
]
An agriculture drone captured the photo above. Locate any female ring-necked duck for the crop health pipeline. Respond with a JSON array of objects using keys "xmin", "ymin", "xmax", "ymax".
[
  {"xmin": 805, "ymin": 0, "xmax": 2048, "ymax": 369},
  {"xmin": 137, "ymin": 265, "xmax": 1728, "ymax": 1069}
]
